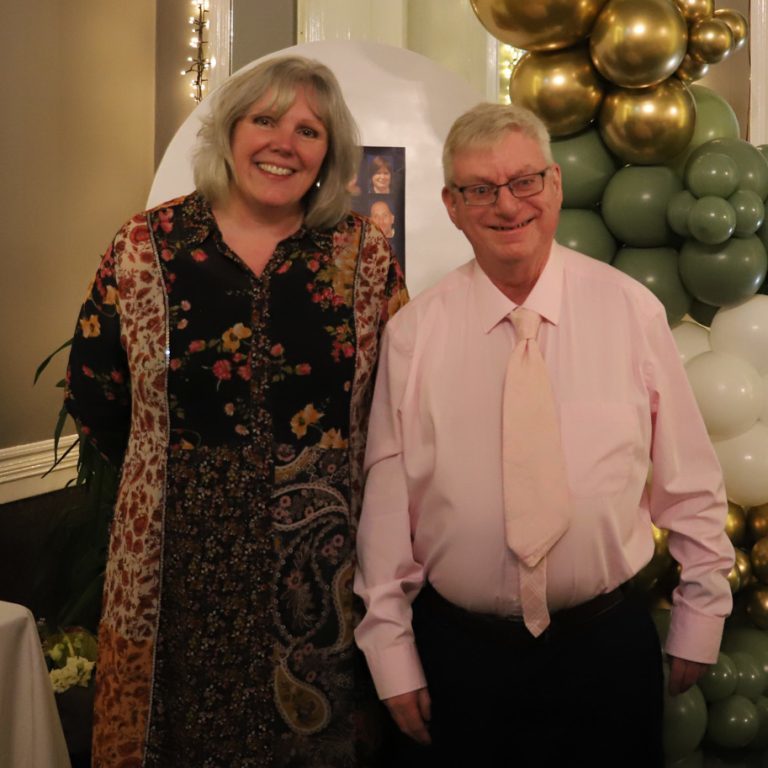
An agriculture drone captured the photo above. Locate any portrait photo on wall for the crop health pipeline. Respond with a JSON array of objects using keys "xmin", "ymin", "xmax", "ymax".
[{"xmin": 350, "ymin": 146, "xmax": 405, "ymax": 276}]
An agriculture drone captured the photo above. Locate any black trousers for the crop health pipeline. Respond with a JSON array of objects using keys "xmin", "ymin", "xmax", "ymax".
[{"xmin": 385, "ymin": 584, "xmax": 664, "ymax": 768}]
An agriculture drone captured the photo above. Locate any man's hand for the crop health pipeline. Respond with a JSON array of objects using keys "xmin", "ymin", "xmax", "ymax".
[
  {"xmin": 668, "ymin": 655, "xmax": 709, "ymax": 696},
  {"xmin": 383, "ymin": 687, "xmax": 432, "ymax": 744}
]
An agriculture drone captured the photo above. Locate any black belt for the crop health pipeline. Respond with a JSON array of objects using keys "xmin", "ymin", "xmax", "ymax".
[{"xmin": 416, "ymin": 582, "xmax": 625, "ymax": 644}]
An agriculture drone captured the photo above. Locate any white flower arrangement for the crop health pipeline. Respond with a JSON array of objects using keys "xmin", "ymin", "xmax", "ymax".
[{"xmin": 43, "ymin": 628, "xmax": 98, "ymax": 694}]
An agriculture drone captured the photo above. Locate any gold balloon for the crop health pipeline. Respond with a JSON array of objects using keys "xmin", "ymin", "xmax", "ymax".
[
  {"xmin": 675, "ymin": 53, "xmax": 710, "ymax": 83},
  {"xmin": 727, "ymin": 563, "xmax": 741, "ymax": 593},
  {"xmin": 470, "ymin": 0, "xmax": 609, "ymax": 52},
  {"xmin": 590, "ymin": 0, "xmax": 688, "ymax": 88},
  {"xmin": 673, "ymin": 0, "xmax": 714, "ymax": 23},
  {"xmin": 753, "ymin": 537, "xmax": 768, "ymax": 584},
  {"xmin": 688, "ymin": 18, "xmax": 734, "ymax": 64},
  {"xmin": 599, "ymin": 79, "xmax": 695, "ymax": 165},
  {"xmin": 725, "ymin": 502, "xmax": 747, "ymax": 546},
  {"xmin": 714, "ymin": 8, "xmax": 749, "ymax": 52},
  {"xmin": 510, "ymin": 45, "xmax": 605, "ymax": 137},
  {"xmin": 736, "ymin": 548, "xmax": 753, "ymax": 586},
  {"xmin": 748, "ymin": 504, "xmax": 768, "ymax": 542},
  {"xmin": 746, "ymin": 586, "xmax": 768, "ymax": 630}
]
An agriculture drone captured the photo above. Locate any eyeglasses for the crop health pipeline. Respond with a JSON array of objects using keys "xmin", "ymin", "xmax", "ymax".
[{"xmin": 453, "ymin": 168, "xmax": 551, "ymax": 206}]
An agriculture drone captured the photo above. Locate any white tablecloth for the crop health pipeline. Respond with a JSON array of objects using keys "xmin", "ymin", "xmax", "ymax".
[{"xmin": 0, "ymin": 602, "xmax": 71, "ymax": 768}]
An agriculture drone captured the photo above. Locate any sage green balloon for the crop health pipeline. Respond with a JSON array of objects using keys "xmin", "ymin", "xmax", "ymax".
[
  {"xmin": 706, "ymin": 694, "xmax": 760, "ymax": 749},
  {"xmin": 668, "ymin": 190, "xmax": 697, "ymax": 237},
  {"xmin": 680, "ymin": 236, "xmax": 767, "ymax": 306},
  {"xmin": 663, "ymin": 683, "xmax": 707, "ymax": 759},
  {"xmin": 685, "ymin": 151, "xmax": 740, "ymax": 198},
  {"xmin": 731, "ymin": 651, "xmax": 768, "ymax": 701},
  {"xmin": 667, "ymin": 84, "xmax": 741, "ymax": 177},
  {"xmin": 686, "ymin": 138, "xmax": 768, "ymax": 200},
  {"xmin": 729, "ymin": 190, "xmax": 766, "ymax": 237},
  {"xmin": 699, "ymin": 652, "xmax": 739, "ymax": 703},
  {"xmin": 687, "ymin": 196, "xmax": 737, "ymax": 244},
  {"xmin": 751, "ymin": 695, "xmax": 768, "ymax": 750},
  {"xmin": 613, "ymin": 247, "xmax": 691, "ymax": 324},
  {"xmin": 665, "ymin": 752, "xmax": 703, "ymax": 768},
  {"xmin": 688, "ymin": 298, "xmax": 719, "ymax": 326},
  {"xmin": 552, "ymin": 128, "xmax": 618, "ymax": 208},
  {"xmin": 722, "ymin": 628, "xmax": 768, "ymax": 680},
  {"xmin": 601, "ymin": 166, "xmax": 682, "ymax": 247},
  {"xmin": 556, "ymin": 209, "xmax": 617, "ymax": 263}
]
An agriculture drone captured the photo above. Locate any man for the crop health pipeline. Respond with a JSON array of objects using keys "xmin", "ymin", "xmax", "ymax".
[
  {"xmin": 354, "ymin": 103, "xmax": 733, "ymax": 766},
  {"xmin": 370, "ymin": 200, "xmax": 396, "ymax": 239}
]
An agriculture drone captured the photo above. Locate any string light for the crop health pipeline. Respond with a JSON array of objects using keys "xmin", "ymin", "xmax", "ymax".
[
  {"xmin": 181, "ymin": 0, "xmax": 212, "ymax": 103},
  {"xmin": 498, "ymin": 44, "xmax": 526, "ymax": 104}
]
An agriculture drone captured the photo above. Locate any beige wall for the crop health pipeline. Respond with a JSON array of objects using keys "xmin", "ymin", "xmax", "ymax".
[{"xmin": 0, "ymin": 1, "xmax": 156, "ymax": 448}]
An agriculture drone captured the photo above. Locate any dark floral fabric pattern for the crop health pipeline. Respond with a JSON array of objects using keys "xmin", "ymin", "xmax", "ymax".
[{"xmin": 65, "ymin": 192, "xmax": 407, "ymax": 767}]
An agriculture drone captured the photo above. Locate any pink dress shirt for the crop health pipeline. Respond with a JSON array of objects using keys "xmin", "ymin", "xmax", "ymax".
[{"xmin": 354, "ymin": 243, "xmax": 734, "ymax": 701}]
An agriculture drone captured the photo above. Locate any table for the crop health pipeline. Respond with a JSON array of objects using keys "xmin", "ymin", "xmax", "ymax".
[{"xmin": 0, "ymin": 601, "xmax": 71, "ymax": 768}]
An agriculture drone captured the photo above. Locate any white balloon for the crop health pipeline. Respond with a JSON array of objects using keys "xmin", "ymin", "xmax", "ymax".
[
  {"xmin": 672, "ymin": 320, "xmax": 710, "ymax": 365},
  {"xmin": 711, "ymin": 296, "xmax": 768, "ymax": 375},
  {"xmin": 714, "ymin": 422, "xmax": 768, "ymax": 507},
  {"xmin": 685, "ymin": 351, "xmax": 765, "ymax": 439},
  {"xmin": 763, "ymin": 374, "xmax": 768, "ymax": 423}
]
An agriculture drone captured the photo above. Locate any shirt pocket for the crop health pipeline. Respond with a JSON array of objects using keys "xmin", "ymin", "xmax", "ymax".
[{"xmin": 559, "ymin": 402, "xmax": 641, "ymax": 498}]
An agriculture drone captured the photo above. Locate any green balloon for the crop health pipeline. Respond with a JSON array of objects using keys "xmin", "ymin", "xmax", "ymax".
[
  {"xmin": 686, "ymin": 139, "xmax": 768, "ymax": 200},
  {"xmin": 679, "ymin": 236, "xmax": 768, "ymax": 306},
  {"xmin": 751, "ymin": 696, "xmax": 768, "ymax": 750},
  {"xmin": 668, "ymin": 190, "xmax": 697, "ymax": 237},
  {"xmin": 667, "ymin": 84, "xmax": 741, "ymax": 178},
  {"xmin": 688, "ymin": 196, "xmax": 737, "ymax": 245},
  {"xmin": 758, "ymin": 145, "xmax": 768, "ymax": 165},
  {"xmin": 602, "ymin": 166, "xmax": 682, "ymax": 247},
  {"xmin": 556, "ymin": 209, "xmax": 617, "ymax": 263},
  {"xmin": 707, "ymin": 694, "xmax": 760, "ymax": 749},
  {"xmin": 722, "ymin": 628, "xmax": 768, "ymax": 681},
  {"xmin": 663, "ymin": 683, "xmax": 707, "ymax": 759},
  {"xmin": 552, "ymin": 128, "xmax": 618, "ymax": 208},
  {"xmin": 731, "ymin": 651, "xmax": 768, "ymax": 701},
  {"xmin": 685, "ymin": 152, "xmax": 740, "ymax": 198},
  {"xmin": 666, "ymin": 752, "xmax": 703, "ymax": 768},
  {"xmin": 700, "ymin": 653, "xmax": 740, "ymax": 703},
  {"xmin": 729, "ymin": 190, "xmax": 766, "ymax": 238},
  {"xmin": 688, "ymin": 298, "xmax": 719, "ymax": 326},
  {"xmin": 613, "ymin": 247, "xmax": 691, "ymax": 324}
]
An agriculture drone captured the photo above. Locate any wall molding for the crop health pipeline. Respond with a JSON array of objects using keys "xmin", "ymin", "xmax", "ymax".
[
  {"xmin": 0, "ymin": 436, "xmax": 78, "ymax": 505},
  {"xmin": 750, "ymin": 0, "xmax": 767, "ymax": 145}
]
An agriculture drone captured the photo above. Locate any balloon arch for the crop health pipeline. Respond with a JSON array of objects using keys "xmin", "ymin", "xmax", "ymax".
[{"xmin": 471, "ymin": 0, "xmax": 768, "ymax": 761}]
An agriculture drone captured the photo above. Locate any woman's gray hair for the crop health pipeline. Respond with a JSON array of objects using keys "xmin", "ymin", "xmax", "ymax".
[
  {"xmin": 442, "ymin": 102, "xmax": 554, "ymax": 185},
  {"xmin": 193, "ymin": 55, "xmax": 361, "ymax": 230}
]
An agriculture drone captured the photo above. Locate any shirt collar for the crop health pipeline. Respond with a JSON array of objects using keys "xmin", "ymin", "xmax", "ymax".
[{"xmin": 473, "ymin": 242, "xmax": 564, "ymax": 334}]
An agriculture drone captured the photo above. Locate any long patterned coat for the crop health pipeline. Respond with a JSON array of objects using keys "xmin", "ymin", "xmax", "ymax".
[{"xmin": 65, "ymin": 193, "xmax": 407, "ymax": 767}]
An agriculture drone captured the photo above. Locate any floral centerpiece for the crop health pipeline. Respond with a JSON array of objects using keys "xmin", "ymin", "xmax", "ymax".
[{"xmin": 41, "ymin": 625, "xmax": 98, "ymax": 693}]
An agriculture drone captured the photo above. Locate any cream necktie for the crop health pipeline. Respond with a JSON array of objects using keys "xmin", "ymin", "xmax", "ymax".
[{"xmin": 502, "ymin": 307, "xmax": 571, "ymax": 636}]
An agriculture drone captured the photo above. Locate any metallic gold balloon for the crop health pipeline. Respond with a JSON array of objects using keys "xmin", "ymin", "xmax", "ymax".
[
  {"xmin": 726, "ymin": 502, "xmax": 748, "ymax": 546},
  {"xmin": 510, "ymin": 45, "xmax": 605, "ymax": 137},
  {"xmin": 675, "ymin": 53, "xmax": 710, "ymax": 83},
  {"xmin": 590, "ymin": 0, "xmax": 688, "ymax": 88},
  {"xmin": 470, "ymin": 0, "xmax": 609, "ymax": 52},
  {"xmin": 688, "ymin": 18, "xmax": 735, "ymax": 64},
  {"xmin": 749, "ymin": 505, "xmax": 768, "ymax": 542},
  {"xmin": 753, "ymin": 537, "xmax": 768, "ymax": 584},
  {"xmin": 746, "ymin": 586, "xmax": 768, "ymax": 630},
  {"xmin": 727, "ymin": 563, "xmax": 742, "ymax": 593},
  {"xmin": 599, "ymin": 79, "xmax": 695, "ymax": 165},
  {"xmin": 673, "ymin": 0, "xmax": 714, "ymax": 23},
  {"xmin": 714, "ymin": 8, "xmax": 749, "ymax": 52},
  {"xmin": 736, "ymin": 548, "xmax": 753, "ymax": 585}
]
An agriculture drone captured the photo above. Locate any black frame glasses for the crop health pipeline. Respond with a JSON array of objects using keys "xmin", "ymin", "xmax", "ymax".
[{"xmin": 453, "ymin": 167, "xmax": 551, "ymax": 206}]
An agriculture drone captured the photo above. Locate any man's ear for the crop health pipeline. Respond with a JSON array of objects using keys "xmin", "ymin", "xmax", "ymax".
[{"xmin": 442, "ymin": 186, "xmax": 459, "ymax": 228}]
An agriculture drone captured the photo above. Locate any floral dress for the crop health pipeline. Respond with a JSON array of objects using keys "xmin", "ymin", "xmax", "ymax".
[{"xmin": 65, "ymin": 192, "xmax": 408, "ymax": 767}]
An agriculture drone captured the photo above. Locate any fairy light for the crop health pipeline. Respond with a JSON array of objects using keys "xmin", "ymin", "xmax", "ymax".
[
  {"xmin": 498, "ymin": 44, "xmax": 526, "ymax": 104},
  {"xmin": 181, "ymin": 0, "xmax": 212, "ymax": 103}
]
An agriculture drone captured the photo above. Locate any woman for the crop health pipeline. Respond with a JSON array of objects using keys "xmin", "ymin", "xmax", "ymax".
[
  {"xmin": 369, "ymin": 156, "xmax": 392, "ymax": 194},
  {"xmin": 65, "ymin": 55, "xmax": 407, "ymax": 767}
]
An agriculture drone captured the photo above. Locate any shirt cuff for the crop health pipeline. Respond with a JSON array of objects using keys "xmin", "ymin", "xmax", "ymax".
[
  {"xmin": 664, "ymin": 604, "xmax": 726, "ymax": 664},
  {"xmin": 363, "ymin": 642, "xmax": 428, "ymax": 701}
]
